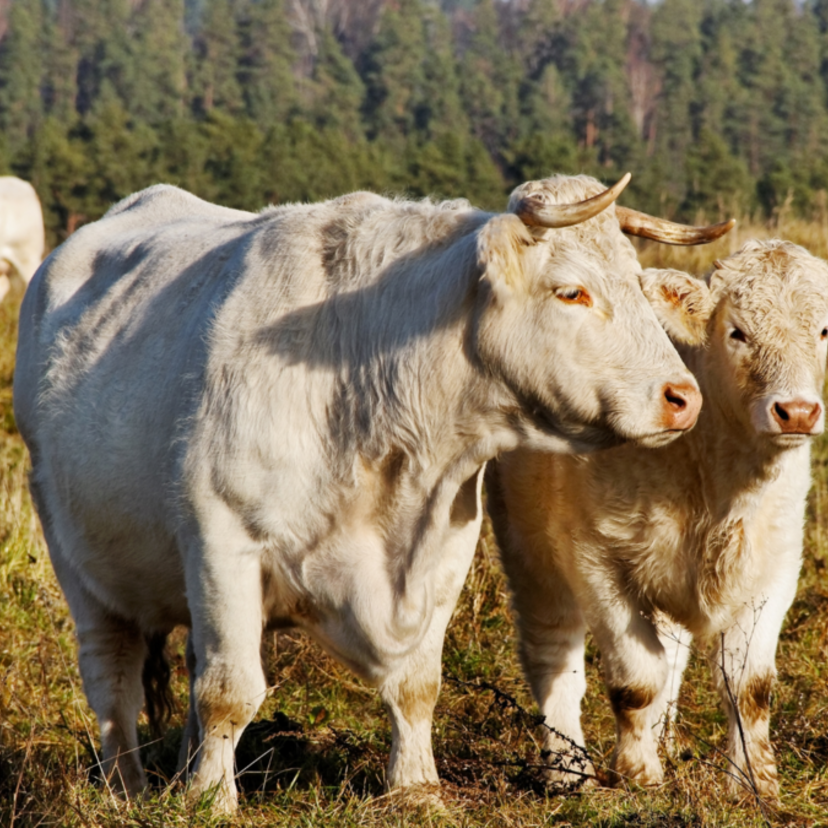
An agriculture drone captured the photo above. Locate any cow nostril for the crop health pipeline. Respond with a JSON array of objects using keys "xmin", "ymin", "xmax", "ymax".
[
  {"xmin": 659, "ymin": 382, "xmax": 701, "ymax": 431},
  {"xmin": 773, "ymin": 402, "xmax": 790, "ymax": 421},
  {"xmin": 665, "ymin": 388, "xmax": 687, "ymax": 410}
]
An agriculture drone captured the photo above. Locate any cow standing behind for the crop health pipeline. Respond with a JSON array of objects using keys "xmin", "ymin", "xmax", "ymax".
[
  {"xmin": 13, "ymin": 176, "xmax": 729, "ymax": 812},
  {"xmin": 0, "ymin": 176, "xmax": 44, "ymax": 303},
  {"xmin": 489, "ymin": 239, "xmax": 828, "ymax": 801}
]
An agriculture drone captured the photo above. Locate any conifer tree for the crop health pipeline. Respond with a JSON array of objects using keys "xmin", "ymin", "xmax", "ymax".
[
  {"xmin": 130, "ymin": 0, "xmax": 188, "ymax": 122},
  {"xmin": 361, "ymin": 0, "xmax": 427, "ymax": 141},
  {"xmin": 72, "ymin": 0, "xmax": 135, "ymax": 115},
  {"xmin": 0, "ymin": 0, "xmax": 45, "ymax": 154},
  {"xmin": 239, "ymin": 0, "xmax": 297, "ymax": 126},
  {"xmin": 418, "ymin": 6, "xmax": 467, "ymax": 141},
  {"xmin": 309, "ymin": 28, "xmax": 365, "ymax": 141},
  {"xmin": 192, "ymin": 0, "xmax": 244, "ymax": 115},
  {"xmin": 41, "ymin": 2, "xmax": 79, "ymax": 125},
  {"xmin": 648, "ymin": 0, "xmax": 704, "ymax": 209},
  {"xmin": 458, "ymin": 0, "xmax": 520, "ymax": 156}
]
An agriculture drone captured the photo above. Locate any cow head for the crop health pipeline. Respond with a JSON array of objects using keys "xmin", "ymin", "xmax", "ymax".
[
  {"xmin": 643, "ymin": 239, "xmax": 828, "ymax": 450},
  {"xmin": 472, "ymin": 174, "xmax": 730, "ymax": 452}
]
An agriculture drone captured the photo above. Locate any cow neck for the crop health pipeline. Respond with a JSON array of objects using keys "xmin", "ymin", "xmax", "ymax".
[
  {"xmin": 683, "ymin": 349, "xmax": 803, "ymax": 526},
  {"xmin": 347, "ymin": 225, "xmax": 522, "ymax": 484}
]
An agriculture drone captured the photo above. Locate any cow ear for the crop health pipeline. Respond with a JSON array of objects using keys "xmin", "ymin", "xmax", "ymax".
[
  {"xmin": 640, "ymin": 268, "xmax": 713, "ymax": 346},
  {"xmin": 478, "ymin": 214, "xmax": 536, "ymax": 296}
]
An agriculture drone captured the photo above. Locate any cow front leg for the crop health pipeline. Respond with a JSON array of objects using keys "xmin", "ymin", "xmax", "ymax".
[
  {"xmin": 380, "ymin": 635, "xmax": 442, "ymax": 790},
  {"xmin": 186, "ymin": 546, "xmax": 267, "ymax": 814},
  {"xmin": 381, "ymin": 467, "xmax": 484, "ymax": 791},
  {"xmin": 587, "ymin": 601, "xmax": 668, "ymax": 788},
  {"xmin": 711, "ymin": 589, "xmax": 794, "ymax": 803}
]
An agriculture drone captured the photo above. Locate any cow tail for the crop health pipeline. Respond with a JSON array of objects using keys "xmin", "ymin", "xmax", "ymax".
[{"xmin": 142, "ymin": 632, "xmax": 174, "ymax": 740}]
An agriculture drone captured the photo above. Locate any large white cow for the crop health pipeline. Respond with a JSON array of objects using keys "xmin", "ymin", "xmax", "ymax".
[
  {"xmin": 0, "ymin": 176, "xmax": 45, "ymax": 303},
  {"xmin": 489, "ymin": 239, "xmax": 828, "ymax": 801},
  {"xmin": 14, "ymin": 176, "xmax": 729, "ymax": 812}
]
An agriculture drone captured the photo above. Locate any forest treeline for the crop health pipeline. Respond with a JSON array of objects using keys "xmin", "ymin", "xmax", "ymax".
[{"xmin": 3, "ymin": 0, "xmax": 828, "ymax": 245}]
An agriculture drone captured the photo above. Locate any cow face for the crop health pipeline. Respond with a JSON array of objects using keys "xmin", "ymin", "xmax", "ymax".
[
  {"xmin": 473, "ymin": 177, "xmax": 702, "ymax": 453},
  {"xmin": 707, "ymin": 240, "xmax": 828, "ymax": 447},
  {"xmin": 643, "ymin": 240, "xmax": 828, "ymax": 450}
]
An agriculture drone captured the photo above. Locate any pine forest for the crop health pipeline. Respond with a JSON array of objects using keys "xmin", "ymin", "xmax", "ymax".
[{"xmin": 2, "ymin": 0, "xmax": 828, "ymax": 245}]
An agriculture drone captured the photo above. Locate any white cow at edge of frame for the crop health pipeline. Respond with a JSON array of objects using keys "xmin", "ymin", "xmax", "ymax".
[{"xmin": 0, "ymin": 176, "xmax": 44, "ymax": 303}]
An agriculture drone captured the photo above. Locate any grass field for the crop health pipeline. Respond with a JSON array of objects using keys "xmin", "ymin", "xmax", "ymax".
[{"xmin": 1, "ymin": 216, "xmax": 827, "ymax": 827}]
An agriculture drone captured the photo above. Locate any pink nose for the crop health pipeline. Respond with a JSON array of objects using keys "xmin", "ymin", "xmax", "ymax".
[
  {"xmin": 771, "ymin": 400, "xmax": 822, "ymax": 434},
  {"xmin": 660, "ymin": 382, "xmax": 702, "ymax": 431}
]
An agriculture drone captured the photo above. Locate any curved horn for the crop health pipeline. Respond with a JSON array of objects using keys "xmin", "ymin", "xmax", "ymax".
[
  {"xmin": 514, "ymin": 172, "xmax": 632, "ymax": 229},
  {"xmin": 616, "ymin": 207, "xmax": 736, "ymax": 245}
]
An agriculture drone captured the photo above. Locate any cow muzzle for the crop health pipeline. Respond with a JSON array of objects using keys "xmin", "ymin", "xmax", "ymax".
[
  {"xmin": 659, "ymin": 381, "xmax": 702, "ymax": 432},
  {"xmin": 769, "ymin": 398, "xmax": 823, "ymax": 435}
]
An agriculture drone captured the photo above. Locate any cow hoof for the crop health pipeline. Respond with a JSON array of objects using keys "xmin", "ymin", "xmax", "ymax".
[
  {"xmin": 728, "ymin": 771, "xmax": 779, "ymax": 805},
  {"xmin": 544, "ymin": 766, "xmax": 598, "ymax": 792},
  {"xmin": 385, "ymin": 783, "xmax": 445, "ymax": 813},
  {"xmin": 607, "ymin": 757, "xmax": 664, "ymax": 790},
  {"xmin": 187, "ymin": 781, "xmax": 238, "ymax": 815}
]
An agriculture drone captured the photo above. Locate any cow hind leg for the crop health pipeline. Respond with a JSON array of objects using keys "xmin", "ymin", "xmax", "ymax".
[
  {"xmin": 515, "ymin": 586, "xmax": 595, "ymax": 788},
  {"xmin": 76, "ymin": 602, "xmax": 150, "ymax": 797},
  {"xmin": 492, "ymin": 518, "xmax": 595, "ymax": 786},
  {"xmin": 650, "ymin": 616, "xmax": 691, "ymax": 754},
  {"xmin": 41, "ymin": 530, "xmax": 149, "ymax": 798},
  {"xmin": 176, "ymin": 632, "xmax": 200, "ymax": 780}
]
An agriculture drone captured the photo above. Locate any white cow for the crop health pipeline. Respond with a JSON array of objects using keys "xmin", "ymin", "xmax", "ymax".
[
  {"xmin": 0, "ymin": 176, "xmax": 45, "ymax": 303},
  {"xmin": 489, "ymin": 239, "xmax": 828, "ymax": 801},
  {"xmin": 13, "ymin": 176, "xmax": 728, "ymax": 812}
]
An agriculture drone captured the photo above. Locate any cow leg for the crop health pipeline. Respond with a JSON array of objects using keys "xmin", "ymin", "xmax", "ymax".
[
  {"xmin": 43, "ymin": 535, "xmax": 148, "ymax": 797},
  {"xmin": 490, "ymin": 470, "xmax": 595, "ymax": 788},
  {"xmin": 186, "ymin": 546, "xmax": 267, "ymax": 813},
  {"xmin": 77, "ymin": 606, "xmax": 149, "ymax": 797},
  {"xmin": 650, "ymin": 616, "xmax": 691, "ymax": 754},
  {"xmin": 381, "ymin": 467, "xmax": 484, "ymax": 791},
  {"xmin": 176, "ymin": 632, "xmax": 200, "ymax": 780},
  {"xmin": 508, "ymin": 567, "xmax": 594, "ymax": 787},
  {"xmin": 583, "ymin": 596, "xmax": 667, "ymax": 788},
  {"xmin": 380, "ymin": 621, "xmax": 445, "ymax": 791},
  {"xmin": 710, "ymin": 587, "xmax": 795, "ymax": 803}
]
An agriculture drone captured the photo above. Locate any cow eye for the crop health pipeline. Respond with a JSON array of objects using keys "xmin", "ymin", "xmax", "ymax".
[
  {"xmin": 821, "ymin": 328, "xmax": 828, "ymax": 340},
  {"xmin": 730, "ymin": 327, "xmax": 746, "ymax": 343},
  {"xmin": 555, "ymin": 286, "xmax": 592, "ymax": 307}
]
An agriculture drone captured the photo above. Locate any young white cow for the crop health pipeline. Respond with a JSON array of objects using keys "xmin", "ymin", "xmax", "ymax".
[{"xmin": 488, "ymin": 239, "xmax": 828, "ymax": 801}]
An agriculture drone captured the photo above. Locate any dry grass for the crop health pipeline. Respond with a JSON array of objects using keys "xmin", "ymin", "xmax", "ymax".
[
  {"xmin": 634, "ymin": 201, "xmax": 828, "ymax": 274},
  {"xmin": 1, "ymin": 217, "xmax": 828, "ymax": 826}
]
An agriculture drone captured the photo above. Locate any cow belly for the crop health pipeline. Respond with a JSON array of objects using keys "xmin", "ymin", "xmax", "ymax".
[{"xmin": 40, "ymin": 469, "xmax": 188, "ymax": 631}]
